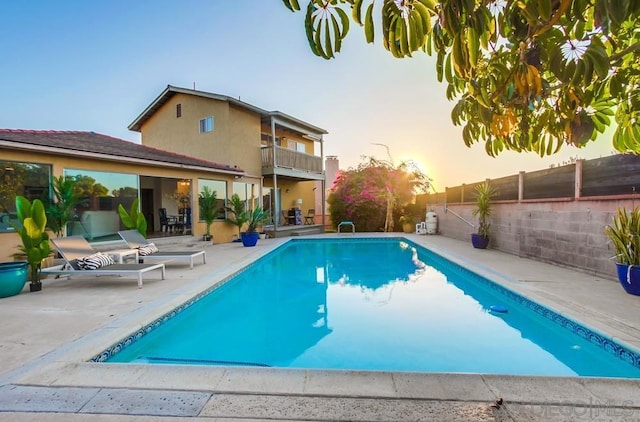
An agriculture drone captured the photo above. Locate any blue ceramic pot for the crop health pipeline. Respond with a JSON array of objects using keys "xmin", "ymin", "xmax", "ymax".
[
  {"xmin": 240, "ymin": 231, "xmax": 259, "ymax": 247},
  {"xmin": 471, "ymin": 233, "xmax": 489, "ymax": 249},
  {"xmin": 0, "ymin": 261, "xmax": 28, "ymax": 298},
  {"xmin": 616, "ymin": 263, "xmax": 640, "ymax": 296}
]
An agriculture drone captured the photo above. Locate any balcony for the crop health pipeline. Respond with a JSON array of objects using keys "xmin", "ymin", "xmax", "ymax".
[{"xmin": 261, "ymin": 146, "xmax": 323, "ymax": 181}]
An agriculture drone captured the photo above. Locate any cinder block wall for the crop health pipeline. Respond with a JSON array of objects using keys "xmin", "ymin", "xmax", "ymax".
[{"xmin": 427, "ymin": 198, "xmax": 637, "ymax": 280}]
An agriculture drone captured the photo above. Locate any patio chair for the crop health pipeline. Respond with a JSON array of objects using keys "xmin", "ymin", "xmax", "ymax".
[
  {"xmin": 281, "ymin": 210, "xmax": 290, "ymax": 225},
  {"xmin": 118, "ymin": 230, "xmax": 206, "ymax": 269},
  {"xmin": 304, "ymin": 209, "xmax": 315, "ymax": 225},
  {"xmin": 41, "ymin": 236, "xmax": 165, "ymax": 288},
  {"xmin": 159, "ymin": 208, "xmax": 177, "ymax": 232}
]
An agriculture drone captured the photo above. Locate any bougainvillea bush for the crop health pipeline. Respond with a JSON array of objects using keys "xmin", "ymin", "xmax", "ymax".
[{"xmin": 327, "ymin": 158, "xmax": 429, "ymax": 232}]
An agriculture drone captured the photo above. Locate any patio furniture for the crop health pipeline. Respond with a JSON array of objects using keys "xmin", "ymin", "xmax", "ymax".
[
  {"xmin": 177, "ymin": 207, "xmax": 192, "ymax": 234},
  {"xmin": 118, "ymin": 230, "xmax": 206, "ymax": 269},
  {"xmin": 281, "ymin": 210, "xmax": 290, "ymax": 225},
  {"xmin": 42, "ymin": 236, "xmax": 166, "ymax": 288},
  {"xmin": 80, "ymin": 210, "xmax": 120, "ymax": 239},
  {"xmin": 159, "ymin": 208, "xmax": 177, "ymax": 232},
  {"xmin": 304, "ymin": 209, "xmax": 315, "ymax": 225}
]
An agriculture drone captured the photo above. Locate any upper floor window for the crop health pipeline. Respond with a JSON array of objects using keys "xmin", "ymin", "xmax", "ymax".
[
  {"xmin": 176, "ymin": 104, "xmax": 182, "ymax": 118},
  {"xmin": 288, "ymin": 140, "xmax": 306, "ymax": 153},
  {"xmin": 199, "ymin": 116, "xmax": 213, "ymax": 133}
]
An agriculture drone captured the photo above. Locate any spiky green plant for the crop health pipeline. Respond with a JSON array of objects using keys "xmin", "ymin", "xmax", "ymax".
[
  {"xmin": 243, "ymin": 206, "xmax": 271, "ymax": 233},
  {"xmin": 472, "ymin": 181, "xmax": 497, "ymax": 238},
  {"xmin": 225, "ymin": 194, "xmax": 249, "ymax": 239},
  {"xmin": 604, "ymin": 207, "xmax": 640, "ymax": 266}
]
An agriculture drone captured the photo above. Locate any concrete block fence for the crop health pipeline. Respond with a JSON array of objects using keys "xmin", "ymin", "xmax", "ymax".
[
  {"xmin": 419, "ymin": 155, "xmax": 640, "ymax": 280},
  {"xmin": 426, "ymin": 197, "xmax": 639, "ymax": 280}
]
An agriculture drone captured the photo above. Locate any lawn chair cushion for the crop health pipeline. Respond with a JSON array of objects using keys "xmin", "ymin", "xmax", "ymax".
[
  {"xmin": 77, "ymin": 252, "xmax": 115, "ymax": 270},
  {"xmin": 138, "ymin": 243, "xmax": 159, "ymax": 256}
]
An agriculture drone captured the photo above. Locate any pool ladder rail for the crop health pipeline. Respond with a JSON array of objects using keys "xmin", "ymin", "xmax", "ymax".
[{"xmin": 337, "ymin": 221, "xmax": 355, "ymax": 234}]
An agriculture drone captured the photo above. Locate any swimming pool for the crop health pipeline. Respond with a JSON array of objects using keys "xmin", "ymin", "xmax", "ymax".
[{"xmin": 98, "ymin": 238, "xmax": 640, "ymax": 378}]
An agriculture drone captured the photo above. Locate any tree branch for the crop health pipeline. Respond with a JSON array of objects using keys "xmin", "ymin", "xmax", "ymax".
[
  {"xmin": 610, "ymin": 42, "xmax": 640, "ymax": 62},
  {"xmin": 533, "ymin": 0, "xmax": 572, "ymax": 37}
]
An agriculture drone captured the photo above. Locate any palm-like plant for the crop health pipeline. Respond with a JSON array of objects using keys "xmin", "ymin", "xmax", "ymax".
[
  {"xmin": 225, "ymin": 194, "xmax": 249, "ymax": 239},
  {"xmin": 604, "ymin": 207, "xmax": 640, "ymax": 266},
  {"xmin": 198, "ymin": 186, "xmax": 218, "ymax": 238},
  {"xmin": 46, "ymin": 175, "xmax": 86, "ymax": 237}
]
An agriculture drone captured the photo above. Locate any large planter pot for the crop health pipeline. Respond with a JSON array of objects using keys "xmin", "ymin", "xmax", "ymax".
[
  {"xmin": 0, "ymin": 261, "xmax": 28, "ymax": 298},
  {"xmin": 402, "ymin": 223, "xmax": 414, "ymax": 233},
  {"xmin": 471, "ymin": 233, "xmax": 489, "ymax": 249},
  {"xmin": 616, "ymin": 263, "xmax": 640, "ymax": 296},
  {"xmin": 240, "ymin": 231, "xmax": 259, "ymax": 247}
]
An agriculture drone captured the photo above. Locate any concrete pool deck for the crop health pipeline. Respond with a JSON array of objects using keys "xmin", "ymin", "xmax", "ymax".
[{"xmin": 0, "ymin": 233, "xmax": 639, "ymax": 421}]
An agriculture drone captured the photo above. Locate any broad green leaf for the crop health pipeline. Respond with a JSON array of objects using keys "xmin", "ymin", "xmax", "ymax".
[{"xmin": 364, "ymin": 3, "xmax": 374, "ymax": 43}]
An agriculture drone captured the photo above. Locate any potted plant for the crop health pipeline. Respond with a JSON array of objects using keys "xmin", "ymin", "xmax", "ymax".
[
  {"xmin": 225, "ymin": 194, "xmax": 249, "ymax": 242},
  {"xmin": 399, "ymin": 215, "xmax": 416, "ymax": 233},
  {"xmin": 604, "ymin": 207, "xmax": 640, "ymax": 295},
  {"xmin": 198, "ymin": 186, "xmax": 218, "ymax": 241},
  {"xmin": 239, "ymin": 206, "xmax": 270, "ymax": 247},
  {"xmin": 46, "ymin": 175, "xmax": 86, "ymax": 237},
  {"xmin": 118, "ymin": 198, "xmax": 148, "ymax": 237},
  {"xmin": 10, "ymin": 196, "xmax": 52, "ymax": 292},
  {"xmin": 471, "ymin": 181, "xmax": 497, "ymax": 249}
]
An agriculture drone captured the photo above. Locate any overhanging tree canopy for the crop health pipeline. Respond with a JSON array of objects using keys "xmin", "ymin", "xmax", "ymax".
[{"xmin": 281, "ymin": 0, "xmax": 640, "ymax": 156}]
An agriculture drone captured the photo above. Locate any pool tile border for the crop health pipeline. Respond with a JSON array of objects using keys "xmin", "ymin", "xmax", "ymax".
[{"xmin": 91, "ymin": 237, "xmax": 640, "ymax": 373}]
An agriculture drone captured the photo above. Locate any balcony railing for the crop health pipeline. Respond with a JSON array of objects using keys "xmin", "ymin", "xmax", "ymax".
[{"xmin": 261, "ymin": 146, "xmax": 323, "ymax": 175}]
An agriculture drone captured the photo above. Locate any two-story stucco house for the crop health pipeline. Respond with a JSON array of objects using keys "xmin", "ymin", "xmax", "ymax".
[{"xmin": 130, "ymin": 85, "xmax": 328, "ymax": 237}]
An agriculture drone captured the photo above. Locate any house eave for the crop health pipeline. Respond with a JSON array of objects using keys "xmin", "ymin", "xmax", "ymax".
[{"xmin": 0, "ymin": 140, "xmax": 245, "ymax": 176}]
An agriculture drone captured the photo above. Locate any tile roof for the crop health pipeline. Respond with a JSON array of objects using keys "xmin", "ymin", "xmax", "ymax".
[{"xmin": 0, "ymin": 129, "xmax": 244, "ymax": 174}]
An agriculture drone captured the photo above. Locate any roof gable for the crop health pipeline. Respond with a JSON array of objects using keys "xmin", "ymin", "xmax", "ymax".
[{"xmin": 129, "ymin": 85, "xmax": 328, "ymax": 137}]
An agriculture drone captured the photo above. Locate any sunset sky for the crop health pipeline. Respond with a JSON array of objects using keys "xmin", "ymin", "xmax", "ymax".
[{"xmin": 0, "ymin": 1, "xmax": 615, "ymax": 190}]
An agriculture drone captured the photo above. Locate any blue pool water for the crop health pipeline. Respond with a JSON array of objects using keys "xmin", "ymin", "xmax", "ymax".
[{"xmin": 103, "ymin": 239, "xmax": 640, "ymax": 378}]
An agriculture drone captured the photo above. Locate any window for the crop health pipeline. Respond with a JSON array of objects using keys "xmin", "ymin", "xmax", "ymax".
[
  {"xmin": 288, "ymin": 140, "xmax": 306, "ymax": 153},
  {"xmin": 176, "ymin": 104, "xmax": 182, "ymax": 118},
  {"xmin": 260, "ymin": 133, "xmax": 282, "ymax": 146},
  {"xmin": 233, "ymin": 182, "xmax": 258, "ymax": 211},
  {"xmin": 0, "ymin": 161, "xmax": 51, "ymax": 233},
  {"xmin": 64, "ymin": 169, "xmax": 138, "ymax": 240},
  {"xmin": 198, "ymin": 179, "xmax": 226, "ymax": 220},
  {"xmin": 199, "ymin": 116, "xmax": 213, "ymax": 133}
]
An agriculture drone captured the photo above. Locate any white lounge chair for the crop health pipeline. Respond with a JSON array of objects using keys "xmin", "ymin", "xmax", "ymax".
[
  {"xmin": 117, "ymin": 230, "xmax": 206, "ymax": 270},
  {"xmin": 42, "ymin": 236, "xmax": 165, "ymax": 288}
]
